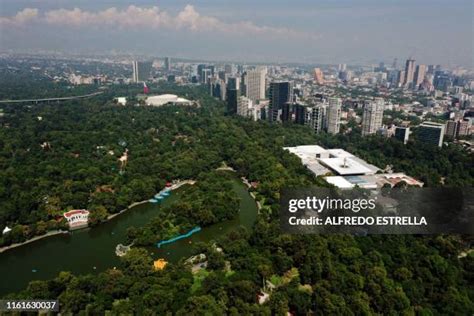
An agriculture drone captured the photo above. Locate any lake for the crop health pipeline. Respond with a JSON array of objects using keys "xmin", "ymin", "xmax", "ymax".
[{"xmin": 0, "ymin": 176, "xmax": 257, "ymax": 296}]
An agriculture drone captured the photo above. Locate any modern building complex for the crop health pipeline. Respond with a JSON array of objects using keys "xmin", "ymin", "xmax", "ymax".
[
  {"xmin": 361, "ymin": 98, "xmax": 384, "ymax": 136},
  {"xmin": 284, "ymin": 145, "xmax": 423, "ymax": 189},
  {"xmin": 417, "ymin": 122, "xmax": 445, "ymax": 147}
]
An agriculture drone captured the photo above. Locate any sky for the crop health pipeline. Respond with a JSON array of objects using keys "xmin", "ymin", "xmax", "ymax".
[{"xmin": 0, "ymin": 0, "xmax": 472, "ymax": 67}]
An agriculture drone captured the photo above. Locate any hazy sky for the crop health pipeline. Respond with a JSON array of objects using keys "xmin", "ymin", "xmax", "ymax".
[{"xmin": 0, "ymin": 0, "xmax": 472, "ymax": 67}]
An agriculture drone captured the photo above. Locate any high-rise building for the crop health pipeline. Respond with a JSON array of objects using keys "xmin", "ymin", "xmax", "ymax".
[
  {"xmin": 201, "ymin": 69, "xmax": 212, "ymax": 84},
  {"xmin": 427, "ymin": 64, "xmax": 435, "ymax": 74},
  {"xmin": 197, "ymin": 64, "xmax": 213, "ymax": 82},
  {"xmin": 226, "ymin": 88, "xmax": 240, "ymax": 115},
  {"xmin": 394, "ymin": 127, "xmax": 410, "ymax": 144},
  {"xmin": 243, "ymin": 68, "xmax": 266, "ymax": 102},
  {"xmin": 327, "ymin": 97, "xmax": 342, "ymax": 134},
  {"xmin": 281, "ymin": 102, "xmax": 293, "ymax": 122},
  {"xmin": 164, "ymin": 57, "xmax": 171, "ymax": 72},
  {"xmin": 309, "ymin": 104, "xmax": 326, "ymax": 134},
  {"xmin": 388, "ymin": 70, "xmax": 401, "ymax": 87},
  {"xmin": 268, "ymin": 81, "xmax": 292, "ymax": 122},
  {"xmin": 197, "ymin": 64, "xmax": 205, "ymax": 77},
  {"xmin": 132, "ymin": 61, "xmax": 138, "ymax": 83},
  {"xmin": 313, "ymin": 68, "xmax": 324, "ymax": 85},
  {"xmin": 338, "ymin": 64, "xmax": 347, "ymax": 72},
  {"xmin": 132, "ymin": 61, "xmax": 152, "ymax": 83},
  {"xmin": 362, "ymin": 98, "xmax": 384, "ymax": 136},
  {"xmin": 397, "ymin": 70, "xmax": 406, "ymax": 87},
  {"xmin": 339, "ymin": 70, "xmax": 352, "ymax": 82},
  {"xmin": 237, "ymin": 96, "xmax": 252, "ymax": 117},
  {"xmin": 417, "ymin": 122, "xmax": 445, "ymax": 147},
  {"xmin": 446, "ymin": 119, "xmax": 471, "ymax": 139},
  {"xmin": 211, "ymin": 79, "xmax": 226, "ymax": 101},
  {"xmin": 294, "ymin": 103, "xmax": 307, "ymax": 125},
  {"xmin": 434, "ymin": 73, "xmax": 452, "ymax": 91},
  {"xmin": 413, "ymin": 64, "xmax": 426, "ymax": 89},
  {"xmin": 227, "ymin": 77, "xmax": 240, "ymax": 90},
  {"xmin": 403, "ymin": 59, "xmax": 416, "ymax": 88}
]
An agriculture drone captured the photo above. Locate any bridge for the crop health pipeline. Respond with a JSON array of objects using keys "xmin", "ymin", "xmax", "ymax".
[{"xmin": 0, "ymin": 91, "xmax": 104, "ymax": 104}]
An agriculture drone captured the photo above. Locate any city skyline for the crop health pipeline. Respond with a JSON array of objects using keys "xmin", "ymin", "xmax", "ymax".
[{"xmin": 0, "ymin": 0, "xmax": 472, "ymax": 68}]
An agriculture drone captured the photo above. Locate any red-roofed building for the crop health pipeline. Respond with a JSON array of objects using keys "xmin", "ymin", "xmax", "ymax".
[{"xmin": 63, "ymin": 209, "xmax": 90, "ymax": 229}]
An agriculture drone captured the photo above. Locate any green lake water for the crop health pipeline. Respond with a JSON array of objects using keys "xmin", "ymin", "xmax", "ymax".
[{"xmin": 0, "ymin": 176, "xmax": 257, "ymax": 296}]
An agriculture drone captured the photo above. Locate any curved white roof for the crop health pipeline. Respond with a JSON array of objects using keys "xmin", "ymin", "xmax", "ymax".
[{"xmin": 145, "ymin": 94, "xmax": 192, "ymax": 106}]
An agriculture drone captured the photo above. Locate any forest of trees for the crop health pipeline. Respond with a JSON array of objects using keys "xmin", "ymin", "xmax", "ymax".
[
  {"xmin": 0, "ymin": 81, "xmax": 473, "ymax": 314},
  {"xmin": 127, "ymin": 171, "xmax": 241, "ymax": 246}
]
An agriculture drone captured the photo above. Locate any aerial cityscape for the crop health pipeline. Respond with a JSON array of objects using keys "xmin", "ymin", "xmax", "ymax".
[{"xmin": 0, "ymin": 0, "xmax": 473, "ymax": 314}]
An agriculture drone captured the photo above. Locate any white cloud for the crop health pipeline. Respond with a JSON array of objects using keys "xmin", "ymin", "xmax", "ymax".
[
  {"xmin": 0, "ymin": 8, "xmax": 39, "ymax": 26},
  {"xmin": 1, "ymin": 5, "xmax": 319, "ymax": 40}
]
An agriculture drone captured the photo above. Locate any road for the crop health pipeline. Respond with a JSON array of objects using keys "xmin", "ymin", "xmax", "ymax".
[{"xmin": 0, "ymin": 91, "xmax": 104, "ymax": 104}]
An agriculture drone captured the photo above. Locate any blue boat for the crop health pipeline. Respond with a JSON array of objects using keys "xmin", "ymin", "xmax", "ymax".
[
  {"xmin": 149, "ymin": 198, "xmax": 158, "ymax": 203},
  {"xmin": 161, "ymin": 191, "xmax": 170, "ymax": 197},
  {"xmin": 157, "ymin": 227, "xmax": 201, "ymax": 248},
  {"xmin": 156, "ymin": 195, "xmax": 165, "ymax": 200}
]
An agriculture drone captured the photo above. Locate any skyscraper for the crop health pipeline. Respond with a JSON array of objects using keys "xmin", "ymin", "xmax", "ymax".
[
  {"xmin": 164, "ymin": 57, "xmax": 171, "ymax": 72},
  {"xmin": 327, "ymin": 97, "xmax": 342, "ymax": 134},
  {"xmin": 227, "ymin": 76, "xmax": 240, "ymax": 90},
  {"xmin": 132, "ymin": 61, "xmax": 152, "ymax": 83},
  {"xmin": 226, "ymin": 88, "xmax": 240, "ymax": 115},
  {"xmin": 397, "ymin": 70, "xmax": 406, "ymax": 87},
  {"xmin": 403, "ymin": 59, "xmax": 416, "ymax": 88},
  {"xmin": 201, "ymin": 69, "xmax": 212, "ymax": 84},
  {"xmin": 268, "ymin": 81, "xmax": 292, "ymax": 122},
  {"xmin": 313, "ymin": 68, "xmax": 324, "ymax": 85},
  {"xmin": 417, "ymin": 122, "xmax": 445, "ymax": 147},
  {"xmin": 362, "ymin": 98, "xmax": 384, "ymax": 136},
  {"xmin": 413, "ymin": 64, "xmax": 426, "ymax": 89},
  {"xmin": 243, "ymin": 68, "xmax": 266, "ymax": 102},
  {"xmin": 132, "ymin": 61, "xmax": 138, "ymax": 83}
]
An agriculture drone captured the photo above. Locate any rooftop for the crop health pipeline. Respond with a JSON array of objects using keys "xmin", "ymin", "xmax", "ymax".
[
  {"xmin": 284, "ymin": 145, "xmax": 379, "ymax": 176},
  {"xmin": 319, "ymin": 157, "xmax": 375, "ymax": 176},
  {"xmin": 145, "ymin": 94, "xmax": 193, "ymax": 106}
]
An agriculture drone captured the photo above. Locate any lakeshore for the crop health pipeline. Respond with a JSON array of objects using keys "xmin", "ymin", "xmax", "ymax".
[
  {"xmin": 0, "ymin": 180, "xmax": 196, "ymax": 254},
  {"xmin": 0, "ymin": 175, "xmax": 257, "ymax": 296},
  {"xmin": 0, "ymin": 230, "xmax": 69, "ymax": 254}
]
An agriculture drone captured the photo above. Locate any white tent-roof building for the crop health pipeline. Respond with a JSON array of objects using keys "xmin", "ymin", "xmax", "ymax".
[{"xmin": 145, "ymin": 94, "xmax": 194, "ymax": 107}]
